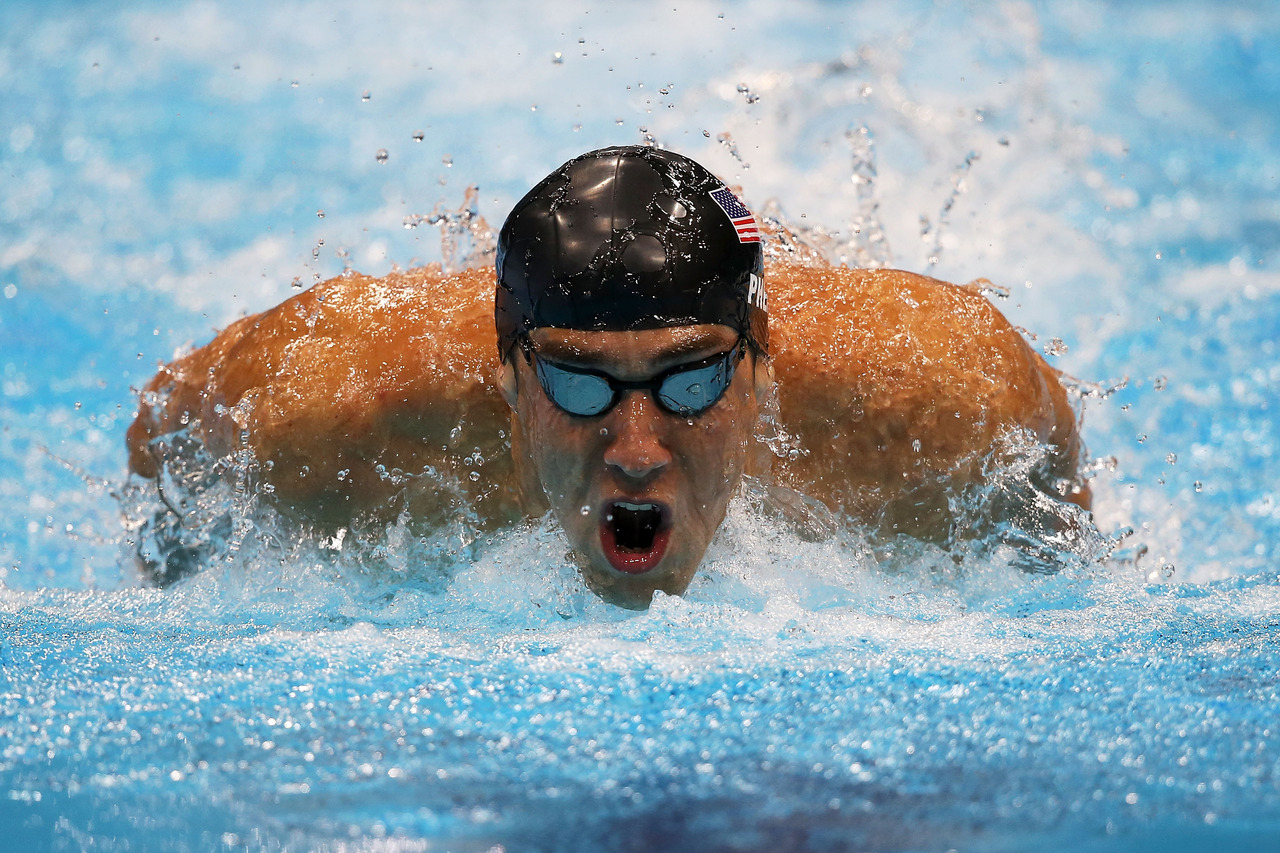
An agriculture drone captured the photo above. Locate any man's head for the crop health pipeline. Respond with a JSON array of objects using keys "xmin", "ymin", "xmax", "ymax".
[{"xmin": 495, "ymin": 146, "xmax": 770, "ymax": 609}]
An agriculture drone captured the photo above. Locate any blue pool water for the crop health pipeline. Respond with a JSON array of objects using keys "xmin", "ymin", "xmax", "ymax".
[{"xmin": 2, "ymin": 1, "xmax": 1279, "ymax": 850}]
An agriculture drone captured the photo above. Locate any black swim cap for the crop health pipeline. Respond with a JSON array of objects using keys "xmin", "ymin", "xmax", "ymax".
[{"xmin": 495, "ymin": 145, "xmax": 767, "ymax": 358}]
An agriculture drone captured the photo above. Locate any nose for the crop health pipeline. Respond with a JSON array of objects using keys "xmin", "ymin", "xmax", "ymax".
[{"xmin": 602, "ymin": 391, "xmax": 672, "ymax": 480}]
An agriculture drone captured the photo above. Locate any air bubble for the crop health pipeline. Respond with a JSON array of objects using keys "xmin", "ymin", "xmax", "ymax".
[
  {"xmin": 469, "ymin": 471, "xmax": 480, "ymax": 482},
  {"xmin": 580, "ymin": 505, "xmax": 591, "ymax": 516},
  {"xmin": 375, "ymin": 149, "xmax": 389, "ymax": 164},
  {"xmin": 911, "ymin": 439, "xmax": 922, "ymax": 453}
]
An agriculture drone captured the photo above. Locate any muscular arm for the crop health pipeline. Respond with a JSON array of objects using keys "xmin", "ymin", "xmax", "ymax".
[
  {"xmin": 126, "ymin": 261, "xmax": 1087, "ymax": 535},
  {"xmin": 765, "ymin": 264, "xmax": 1089, "ymax": 537},
  {"xmin": 126, "ymin": 266, "xmax": 515, "ymax": 527}
]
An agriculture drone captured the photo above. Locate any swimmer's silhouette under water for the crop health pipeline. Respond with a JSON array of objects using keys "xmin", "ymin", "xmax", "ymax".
[{"xmin": 126, "ymin": 146, "xmax": 1090, "ymax": 608}]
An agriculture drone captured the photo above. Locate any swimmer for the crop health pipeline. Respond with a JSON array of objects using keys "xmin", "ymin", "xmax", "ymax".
[{"xmin": 127, "ymin": 145, "xmax": 1089, "ymax": 607}]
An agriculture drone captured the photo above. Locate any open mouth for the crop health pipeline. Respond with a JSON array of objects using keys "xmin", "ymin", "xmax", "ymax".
[{"xmin": 599, "ymin": 500, "xmax": 671, "ymax": 574}]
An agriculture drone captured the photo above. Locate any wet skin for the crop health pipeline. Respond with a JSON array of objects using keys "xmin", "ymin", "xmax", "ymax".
[
  {"xmin": 500, "ymin": 325, "xmax": 766, "ymax": 609},
  {"xmin": 126, "ymin": 261, "xmax": 1090, "ymax": 602}
]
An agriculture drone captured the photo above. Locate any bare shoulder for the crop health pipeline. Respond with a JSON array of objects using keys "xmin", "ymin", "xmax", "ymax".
[
  {"xmin": 127, "ymin": 266, "xmax": 512, "ymax": 525},
  {"xmin": 764, "ymin": 262, "xmax": 1086, "ymax": 533}
]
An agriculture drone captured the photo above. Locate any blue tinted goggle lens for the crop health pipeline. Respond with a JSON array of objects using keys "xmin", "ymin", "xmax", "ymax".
[{"xmin": 530, "ymin": 342, "xmax": 744, "ymax": 418}]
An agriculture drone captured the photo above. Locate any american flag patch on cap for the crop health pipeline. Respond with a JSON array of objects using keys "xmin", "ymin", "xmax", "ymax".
[{"xmin": 708, "ymin": 187, "xmax": 761, "ymax": 244}]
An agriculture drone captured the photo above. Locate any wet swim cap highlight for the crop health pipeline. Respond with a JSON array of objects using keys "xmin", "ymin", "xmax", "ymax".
[{"xmin": 495, "ymin": 146, "xmax": 767, "ymax": 357}]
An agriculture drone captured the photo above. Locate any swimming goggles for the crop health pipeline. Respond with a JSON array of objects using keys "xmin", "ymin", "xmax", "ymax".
[{"xmin": 518, "ymin": 337, "xmax": 747, "ymax": 418}]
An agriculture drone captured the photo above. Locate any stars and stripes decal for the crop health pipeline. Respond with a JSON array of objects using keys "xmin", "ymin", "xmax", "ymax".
[{"xmin": 708, "ymin": 187, "xmax": 761, "ymax": 244}]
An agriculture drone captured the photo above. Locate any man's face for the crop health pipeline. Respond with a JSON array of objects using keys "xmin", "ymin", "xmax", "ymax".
[{"xmin": 508, "ymin": 324, "xmax": 763, "ymax": 609}]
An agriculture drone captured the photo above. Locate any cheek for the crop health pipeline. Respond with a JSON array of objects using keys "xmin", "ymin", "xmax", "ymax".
[
  {"xmin": 521, "ymin": 398, "xmax": 595, "ymax": 504},
  {"xmin": 682, "ymin": 402, "xmax": 755, "ymax": 501}
]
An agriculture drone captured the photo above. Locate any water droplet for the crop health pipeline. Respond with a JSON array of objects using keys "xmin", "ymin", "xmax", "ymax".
[
  {"xmin": 316, "ymin": 210, "xmax": 325, "ymax": 219},
  {"xmin": 449, "ymin": 425, "xmax": 462, "ymax": 443},
  {"xmin": 615, "ymin": 118, "xmax": 624, "ymax": 126},
  {"xmin": 1194, "ymin": 481, "xmax": 1203, "ymax": 492},
  {"xmin": 1043, "ymin": 337, "xmax": 1069, "ymax": 357},
  {"xmin": 911, "ymin": 439, "xmax": 922, "ymax": 453},
  {"xmin": 290, "ymin": 276, "xmax": 303, "ymax": 290},
  {"xmin": 1137, "ymin": 434, "xmax": 1147, "ymax": 443},
  {"xmin": 552, "ymin": 52, "xmax": 564, "ymax": 64},
  {"xmin": 572, "ymin": 123, "xmax": 582, "ymax": 132},
  {"xmin": 442, "ymin": 154, "xmax": 453, "ymax": 167},
  {"xmin": 1153, "ymin": 375, "xmax": 1167, "ymax": 391},
  {"xmin": 3, "ymin": 284, "xmax": 16, "ymax": 299},
  {"xmin": 361, "ymin": 89, "xmax": 371, "ymax": 102},
  {"xmin": 577, "ymin": 37, "xmax": 585, "ymax": 44},
  {"xmin": 580, "ymin": 505, "xmax": 591, "ymax": 516},
  {"xmin": 702, "ymin": 129, "xmax": 711, "ymax": 138},
  {"xmin": 290, "ymin": 80, "xmax": 299, "ymax": 88},
  {"xmin": 412, "ymin": 130, "xmax": 425, "ymax": 142},
  {"xmin": 375, "ymin": 148, "xmax": 389, "ymax": 163},
  {"xmin": 998, "ymin": 136, "xmax": 1010, "ymax": 146}
]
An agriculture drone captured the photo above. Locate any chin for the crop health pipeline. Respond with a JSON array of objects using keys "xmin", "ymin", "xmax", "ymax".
[{"xmin": 577, "ymin": 551, "xmax": 699, "ymax": 610}]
